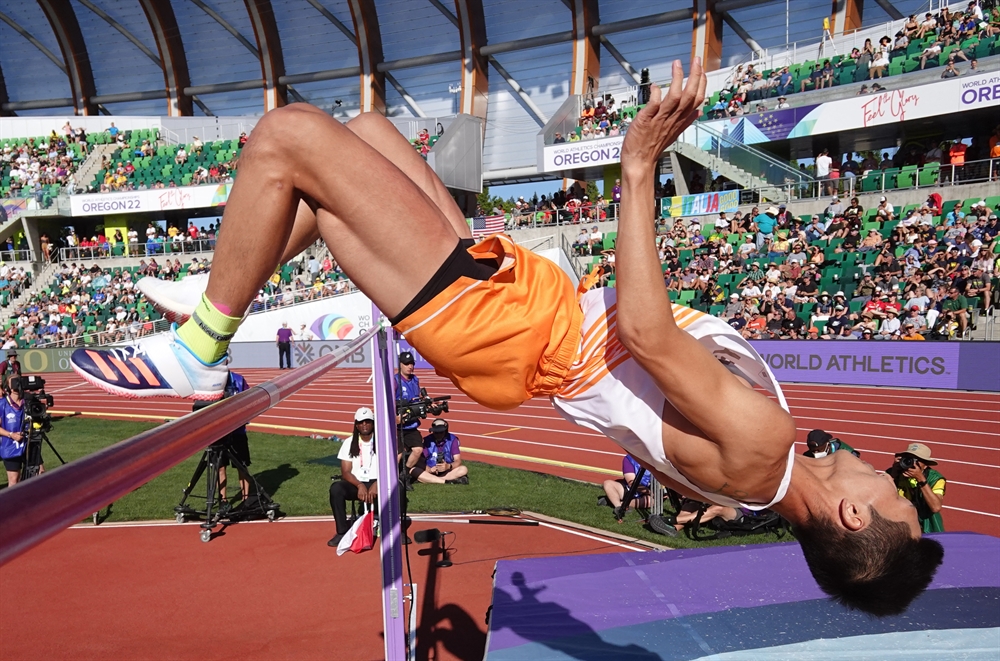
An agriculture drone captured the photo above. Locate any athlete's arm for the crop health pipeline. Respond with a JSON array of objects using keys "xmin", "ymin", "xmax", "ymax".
[{"xmin": 616, "ymin": 61, "xmax": 795, "ymax": 473}]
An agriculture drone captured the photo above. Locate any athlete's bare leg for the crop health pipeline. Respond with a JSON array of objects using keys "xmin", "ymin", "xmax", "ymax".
[{"xmin": 266, "ymin": 113, "xmax": 471, "ymax": 280}]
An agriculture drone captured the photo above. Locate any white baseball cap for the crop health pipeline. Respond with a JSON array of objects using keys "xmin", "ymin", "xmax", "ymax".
[{"xmin": 355, "ymin": 407, "xmax": 375, "ymax": 422}]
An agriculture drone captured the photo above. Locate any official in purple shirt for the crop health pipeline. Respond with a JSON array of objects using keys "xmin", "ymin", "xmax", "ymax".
[{"xmin": 276, "ymin": 322, "xmax": 293, "ymax": 369}]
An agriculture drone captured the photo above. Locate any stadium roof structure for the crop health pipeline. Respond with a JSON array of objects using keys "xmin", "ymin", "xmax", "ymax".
[{"xmin": 0, "ymin": 0, "xmax": 924, "ymax": 177}]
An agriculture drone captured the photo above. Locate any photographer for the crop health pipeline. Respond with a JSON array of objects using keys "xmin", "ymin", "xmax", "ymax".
[
  {"xmin": 802, "ymin": 429, "xmax": 859, "ymax": 458},
  {"xmin": 1, "ymin": 383, "xmax": 27, "ymax": 485},
  {"xmin": 408, "ymin": 418, "xmax": 468, "ymax": 485},
  {"xmin": 887, "ymin": 443, "xmax": 946, "ymax": 533},
  {"xmin": 394, "ymin": 351, "xmax": 425, "ymax": 485},
  {"xmin": 328, "ymin": 407, "xmax": 378, "ymax": 547}
]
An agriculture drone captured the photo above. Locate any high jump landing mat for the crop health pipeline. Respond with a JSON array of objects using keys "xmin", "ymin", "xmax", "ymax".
[{"xmin": 484, "ymin": 533, "xmax": 999, "ymax": 660}]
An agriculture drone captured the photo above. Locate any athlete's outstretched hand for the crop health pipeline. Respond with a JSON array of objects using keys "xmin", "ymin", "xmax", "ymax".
[{"xmin": 620, "ymin": 59, "xmax": 707, "ymax": 172}]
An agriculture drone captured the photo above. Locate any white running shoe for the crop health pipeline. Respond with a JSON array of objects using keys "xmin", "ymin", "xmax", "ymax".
[
  {"xmin": 136, "ymin": 273, "xmax": 209, "ymax": 325},
  {"xmin": 70, "ymin": 327, "xmax": 229, "ymax": 400}
]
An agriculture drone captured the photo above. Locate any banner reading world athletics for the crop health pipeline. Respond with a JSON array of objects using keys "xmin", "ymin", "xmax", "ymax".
[{"xmin": 661, "ymin": 190, "xmax": 739, "ymax": 218}]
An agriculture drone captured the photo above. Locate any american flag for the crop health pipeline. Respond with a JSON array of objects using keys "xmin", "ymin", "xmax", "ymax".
[{"xmin": 471, "ymin": 214, "xmax": 506, "ymax": 236}]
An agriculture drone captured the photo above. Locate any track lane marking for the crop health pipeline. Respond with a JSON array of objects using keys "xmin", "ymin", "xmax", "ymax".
[{"xmin": 482, "ymin": 427, "xmax": 521, "ymax": 436}]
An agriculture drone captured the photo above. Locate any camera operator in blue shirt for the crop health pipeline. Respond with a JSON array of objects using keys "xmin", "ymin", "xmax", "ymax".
[
  {"xmin": 1, "ymin": 384, "xmax": 27, "ymax": 486},
  {"xmin": 394, "ymin": 351, "xmax": 425, "ymax": 486},
  {"xmin": 408, "ymin": 418, "xmax": 468, "ymax": 485}
]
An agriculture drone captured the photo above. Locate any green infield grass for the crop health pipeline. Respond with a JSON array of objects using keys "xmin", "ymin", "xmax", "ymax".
[{"xmin": 0, "ymin": 415, "xmax": 793, "ymax": 549}]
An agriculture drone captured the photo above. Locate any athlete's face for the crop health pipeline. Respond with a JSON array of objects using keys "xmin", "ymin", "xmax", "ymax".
[{"xmin": 833, "ymin": 450, "xmax": 920, "ymax": 537}]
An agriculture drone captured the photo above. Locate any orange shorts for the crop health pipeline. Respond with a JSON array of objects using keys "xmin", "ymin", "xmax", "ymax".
[{"xmin": 393, "ymin": 234, "xmax": 582, "ymax": 411}]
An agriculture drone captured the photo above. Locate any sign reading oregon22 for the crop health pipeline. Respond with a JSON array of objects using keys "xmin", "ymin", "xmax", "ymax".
[{"xmin": 543, "ymin": 136, "xmax": 624, "ymax": 172}]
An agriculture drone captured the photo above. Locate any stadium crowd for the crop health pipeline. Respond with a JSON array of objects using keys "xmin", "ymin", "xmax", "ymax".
[
  {"xmin": 1, "ymin": 247, "xmax": 357, "ymax": 349},
  {"xmin": 549, "ymin": 2, "xmax": 999, "ymax": 138},
  {"xmin": 575, "ymin": 192, "xmax": 998, "ymax": 340},
  {"xmin": 0, "ymin": 126, "xmax": 86, "ymax": 201}
]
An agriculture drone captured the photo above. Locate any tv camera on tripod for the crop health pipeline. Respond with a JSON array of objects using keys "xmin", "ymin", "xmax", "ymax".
[{"xmin": 10, "ymin": 375, "xmax": 64, "ymax": 482}]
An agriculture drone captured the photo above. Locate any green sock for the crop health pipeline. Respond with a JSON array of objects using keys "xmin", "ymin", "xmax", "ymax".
[{"xmin": 176, "ymin": 295, "xmax": 242, "ymax": 364}]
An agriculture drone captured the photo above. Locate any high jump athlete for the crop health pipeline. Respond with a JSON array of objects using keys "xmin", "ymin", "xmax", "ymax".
[{"xmin": 72, "ymin": 60, "xmax": 942, "ymax": 616}]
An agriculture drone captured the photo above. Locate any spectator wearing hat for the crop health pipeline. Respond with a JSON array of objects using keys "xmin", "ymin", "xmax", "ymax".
[
  {"xmin": 0, "ymin": 349, "xmax": 21, "ymax": 392},
  {"xmin": 900, "ymin": 322, "xmax": 924, "ymax": 340},
  {"xmin": 753, "ymin": 206, "xmax": 779, "ymax": 250},
  {"xmin": 328, "ymin": 407, "xmax": 379, "ymax": 547},
  {"xmin": 824, "ymin": 195, "xmax": 843, "ymax": 220},
  {"xmin": 876, "ymin": 308, "xmax": 902, "ymax": 339},
  {"xmin": 826, "ymin": 304, "xmax": 851, "ymax": 336},
  {"xmin": 887, "ymin": 443, "xmax": 945, "ymax": 533},
  {"xmin": 940, "ymin": 287, "xmax": 970, "ymax": 336},
  {"xmin": 803, "ymin": 430, "xmax": 858, "ymax": 458}
]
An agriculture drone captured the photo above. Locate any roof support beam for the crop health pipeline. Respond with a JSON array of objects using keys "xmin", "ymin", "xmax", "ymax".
[
  {"xmin": 488, "ymin": 57, "xmax": 547, "ymax": 126},
  {"xmin": 37, "ymin": 0, "xmax": 98, "ymax": 115},
  {"xmin": 139, "ymin": 0, "xmax": 195, "ymax": 115},
  {"xmin": 831, "ymin": 0, "xmax": 864, "ymax": 36},
  {"xmin": 76, "ymin": 0, "xmax": 162, "ymax": 66},
  {"xmin": 599, "ymin": 36, "xmax": 640, "ymax": 84},
  {"xmin": 871, "ymin": 0, "xmax": 902, "ymax": 21},
  {"xmin": 480, "ymin": 32, "xmax": 572, "ymax": 56},
  {"xmin": 306, "ymin": 0, "xmax": 423, "ymax": 117},
  {"xmin": 721, "ymin": 12, "xmax": 763, "ymax": 56},
  {"xmin": 592, "ymin": 9, "xmax": 691, "ymax": 36},
  {"xmin": 244, "ymin": 0, "xmax": 287, "ymax": 110},
  {"xmin": 570, "ymin": 0, "xmax": 600, "ymax": 96},
  {"xmin": 0, "ymin": 11, "xmax": 66, "ymax": 73},
  {"xmin": 2, "ymin": 98, "xmax": 74, "ymax": 112},
  {"xmin": 454, "ymin": 0, "xmax": 489, "ymax": 121},
  {"xmin": 0, "ymin": 62, "xmax": 14, "ymax": 117},
  {"xmin": 347, "ymin": 0, "xmax": 386, "ymax": 114},
  {"xmin": 714, "ymin": 0, "xmax": 773, "ymax": 12},
  {"xmin": 692, "ymin": 0, "xmax": 724, "ymax": 72}
]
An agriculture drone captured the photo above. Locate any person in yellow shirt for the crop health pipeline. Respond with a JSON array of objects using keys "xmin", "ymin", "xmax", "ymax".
[
  {"xmin": 167, "ymin": 225, "xmax": 180, "ymax": 239},
  {"xmin": 900, "ymin": 322, "xmax": 924, "ymax": 340}
]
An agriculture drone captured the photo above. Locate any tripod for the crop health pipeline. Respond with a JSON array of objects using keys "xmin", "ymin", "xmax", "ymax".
[
  {"xmin": 174, "ymin": 438, "xmax": 280, "ymax": 543},
  {"xmin": 19, "ymin": 426, "xmax": 65, "ymax": 481}
]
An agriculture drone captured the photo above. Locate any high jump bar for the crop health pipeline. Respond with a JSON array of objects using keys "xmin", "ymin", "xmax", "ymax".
[{"xmin": 0, "ymin": 325, "xmax": 381, "ymax": 567}]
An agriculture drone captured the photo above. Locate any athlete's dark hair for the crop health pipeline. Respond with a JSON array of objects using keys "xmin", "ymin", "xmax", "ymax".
[{"xmin": 795, "ymin": 508, "xmax": 944, "ymax": 617}]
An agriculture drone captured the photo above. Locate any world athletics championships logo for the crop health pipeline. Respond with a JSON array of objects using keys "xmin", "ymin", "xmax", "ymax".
[{"xmin": 310, "ymin": 314, "xmax": 354, "ymax": 340}]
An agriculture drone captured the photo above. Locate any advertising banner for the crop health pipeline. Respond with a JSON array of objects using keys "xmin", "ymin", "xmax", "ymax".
[
  {"xmin": 750, "ymin": 340, "xmax": 962, "ymax": 389},
  {"xmin": 2, "ymin": 197, "xmax": 29, "ymax": 221},
  {"xmin": 232, "ymin": 291, "xmax": 376, "ymax": 342},
  {"xmin": 661, "ymin": 190, "xmax": 740, "ymax": 218},
  {"xmin": 69, "ymin": 183, "xmax": 232, "ymax": 217},
  {"xmin": 542, "ymin": 136, "xmax": 624, "ymax": 172},
  {"xmin": 9, "ymin": 348, "xmax": 75, "ymax": 373},
  {"xmin": 228, "ymin": 340, "xmax": 370, "ymax": 369},
  {"xmin": 698, "ymin": 71, "xmax": 999, "ymax": 146}
]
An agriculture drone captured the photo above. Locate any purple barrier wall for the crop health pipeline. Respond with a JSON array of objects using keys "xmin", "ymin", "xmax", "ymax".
[
  {"xmin": 401, "ymin": 337, "xmax": 998, "ymax": 391},
  {"xmin": 751, "ymin": 340, "xmax": 999, "ymax": 391}
]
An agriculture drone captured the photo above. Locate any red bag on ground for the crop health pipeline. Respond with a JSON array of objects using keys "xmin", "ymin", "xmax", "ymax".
[{"xmin": 336, "ymin": 509, "xmax": 374, "ymax": 556}]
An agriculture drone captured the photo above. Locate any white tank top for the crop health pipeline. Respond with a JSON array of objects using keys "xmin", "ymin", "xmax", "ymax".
[{"xmin": 552, "ymin": 288, "xmax": 795, "ymax": 511}]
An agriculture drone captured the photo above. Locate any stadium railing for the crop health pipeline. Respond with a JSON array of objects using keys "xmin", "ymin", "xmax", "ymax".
[
  {"xmin": 58, "ymin": 239, "xmax": 216, "ymax": 262},
  {"xmin": 741, "ymin": 156, "xmax": 1000, "ymax": 204}
]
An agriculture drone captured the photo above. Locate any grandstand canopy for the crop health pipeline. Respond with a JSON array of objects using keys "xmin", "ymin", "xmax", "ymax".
[{"xmin": 0, "ymin": 0, "xmax": 934, "ymax": 178}]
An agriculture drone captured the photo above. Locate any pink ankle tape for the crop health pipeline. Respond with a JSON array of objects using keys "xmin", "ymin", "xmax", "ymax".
[{"xmin": 207, "ymin": 297, "xmax": 233, "ymax": 316}]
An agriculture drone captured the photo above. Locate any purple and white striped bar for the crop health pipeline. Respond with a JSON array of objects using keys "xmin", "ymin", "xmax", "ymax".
[{"xmin": 369, "ymin": 309, "xmax": 406, "ymax": 660}]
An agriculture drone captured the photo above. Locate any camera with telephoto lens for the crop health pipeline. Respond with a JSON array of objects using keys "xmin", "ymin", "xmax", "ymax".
[
  {"xmin": 398, "ymin": 388, "xmax": 450, "ymax": 425},
  {"xmin": 11, "ymin": 375, "xmax": 54, "ymax": 433},
  {"xmin": 898, "ymin": 455, "xmax": 919, "ymax": 471}
]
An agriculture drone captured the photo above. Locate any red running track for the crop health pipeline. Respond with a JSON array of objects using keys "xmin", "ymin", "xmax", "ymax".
[{"xmin": 42, "ymin": 369, "xmax": 1000, "ymax": 536}]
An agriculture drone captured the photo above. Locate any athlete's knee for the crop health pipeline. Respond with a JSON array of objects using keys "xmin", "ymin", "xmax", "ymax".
[
  {"xmin": 346, "ymin": 111, "xmax": 393, "ymax": 135},
  {"xmin": 246, "ymin": 104, "xmax": 328, "ymax": 161}
]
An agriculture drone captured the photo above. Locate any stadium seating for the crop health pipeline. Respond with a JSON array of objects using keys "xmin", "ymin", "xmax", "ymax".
[{"xmin": 91, "ymin": 132, "xmax": 239, "ymax": 190}]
